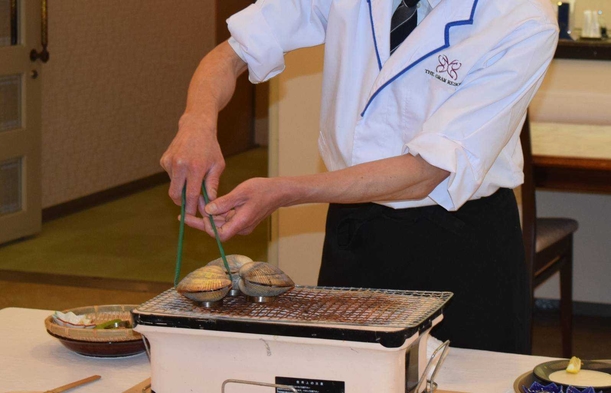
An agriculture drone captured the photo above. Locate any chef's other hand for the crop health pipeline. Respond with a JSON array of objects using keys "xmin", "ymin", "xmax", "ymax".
[
  {"xmin": 160, "ymin": 114, "xmax": 225, "ymax": 217},
  {"xmin": 185, "ymin": 177, "xmax": 281, "ymax": 242}
]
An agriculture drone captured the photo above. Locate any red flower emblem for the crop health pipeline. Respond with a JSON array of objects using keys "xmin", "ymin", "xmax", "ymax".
[{"xmin": 436, "ymin": 55, "xmax": 462, "ymax": 80}]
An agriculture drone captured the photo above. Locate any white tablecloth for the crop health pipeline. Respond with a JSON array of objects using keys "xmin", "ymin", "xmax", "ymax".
[
  {"xmin": 434, "ymin": 344, "xmax": 556, "ymax": 392},
  {"xmin": 0, "ymin": 308, "xmax": 150, "ymax": 392},
  {"xmin": 0, "ymin": 307, "xmax": 556, "ymax": 393}
]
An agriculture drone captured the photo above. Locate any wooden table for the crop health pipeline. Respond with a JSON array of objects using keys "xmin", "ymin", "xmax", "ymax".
[
  {"xmin": 1, "ymin": 307, "xmax": 559, "ymax": 393},
  {"xmin": 531, "ymin": 122, "xmax": 611, "ymax": 194}
]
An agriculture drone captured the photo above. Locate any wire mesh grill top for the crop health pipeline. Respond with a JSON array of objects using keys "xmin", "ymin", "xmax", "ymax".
[{"xmin": 134, "ymin": 286, "xmax": 452, "ymax": 330}]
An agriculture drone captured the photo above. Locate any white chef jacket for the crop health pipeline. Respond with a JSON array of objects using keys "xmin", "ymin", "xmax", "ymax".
[{"xmin": 227, "ymin": 0, "xmax": 559, "ymax": 211}]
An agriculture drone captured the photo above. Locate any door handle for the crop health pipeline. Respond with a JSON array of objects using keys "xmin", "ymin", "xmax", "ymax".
[{"xmin": 30, "ymin": 0, "xmax": 49, "ymax": 63}]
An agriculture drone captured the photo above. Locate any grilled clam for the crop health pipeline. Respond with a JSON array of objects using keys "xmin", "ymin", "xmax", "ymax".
[
  {"xmin": 207, "ymin": 254, "xmax": 253, "ymax": 293},
  {"xmin": 238, "ymin": 262, "xmax": 295, "ymax": 299},
  {"xmin": 176, "ymin": 265, "xmax": 232, "ymax": 303}
]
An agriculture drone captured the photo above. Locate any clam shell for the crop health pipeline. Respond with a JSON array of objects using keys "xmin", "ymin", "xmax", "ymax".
[
  {"xmin": 207, "ymin": 254, "xmax": 253, "ymax": 288},
  {"xmin": 238, "ymin": 262, "xmax": 295, "ymax": 297},
  {"xmin": 177, "ymin": 265, "xmax": 232, "ymax": 302},
  {"xmin": 207, "ymin": 254, "xmax": 253, "ymax": 273},
  {"xmin": 238, "ymin": 279, "xmax": 294, "ymax": 297}
]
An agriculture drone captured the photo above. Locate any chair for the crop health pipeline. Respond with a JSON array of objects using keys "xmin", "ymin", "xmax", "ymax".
[{"xmin": 519, "ymin": 113, "xmax": 578, "ymax": 357}]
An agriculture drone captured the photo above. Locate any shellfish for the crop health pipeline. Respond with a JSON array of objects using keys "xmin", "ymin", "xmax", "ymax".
[
  {"xmin": 238, "ymin": 261, "xmax": 295, "ymax": 299},
  {"xmin": 176, "ymin": 265, "xmax": 232, "ymax": 304},
  {"xmin": 207, "ymin": 254, "xmax": 253, "ymax": 294}
]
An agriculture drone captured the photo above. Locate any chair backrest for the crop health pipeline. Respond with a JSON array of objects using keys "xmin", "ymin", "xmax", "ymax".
[{"xmin": 520, "ymin": 112, "xmax": 537, "ymax": 270}]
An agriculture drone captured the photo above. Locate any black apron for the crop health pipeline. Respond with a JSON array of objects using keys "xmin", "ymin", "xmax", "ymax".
[{"xmin": 318, "ymin": 188, "xmax": 530, "ymax": 354}]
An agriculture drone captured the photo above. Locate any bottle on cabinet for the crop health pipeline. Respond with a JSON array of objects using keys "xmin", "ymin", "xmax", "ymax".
[
  {"xmin": 599, "ymin": 11, "xmax": 608, "ymax": 39},
  {"xmin": 581, "ymin": 9, "xmax": 602, "ymax": 39},
  {"xmin": 558, "ymin": 2, "xmax": 572, "ymax": 39}
]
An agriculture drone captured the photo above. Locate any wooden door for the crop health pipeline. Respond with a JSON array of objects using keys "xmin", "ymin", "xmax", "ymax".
[
  {"xmin": 215, "ymin": 0, "xmax": 255, "ymax": 157},
  {"xmin": 0, "ymin": 0, "xmax": 42, "ymax": 244}
]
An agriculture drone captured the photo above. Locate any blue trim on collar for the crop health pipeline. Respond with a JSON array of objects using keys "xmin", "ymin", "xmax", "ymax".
[
  {"xmin": 367, "ymin": 0, "xmax": 383, "ymax": 71},
  {"xmin": 361, "ymin": 0, "xmax": 480, "ymax": 116}
]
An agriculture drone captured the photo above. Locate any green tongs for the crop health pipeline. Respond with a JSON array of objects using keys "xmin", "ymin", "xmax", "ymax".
[{"xmin": 174, "ymin": 182, "xmax": 232, "ymax": 286}]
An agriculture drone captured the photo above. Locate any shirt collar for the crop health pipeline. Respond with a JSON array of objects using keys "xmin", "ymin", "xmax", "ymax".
[{"xmin": 392, "ymin": 0, "xmax": 437, "ymax": 11}]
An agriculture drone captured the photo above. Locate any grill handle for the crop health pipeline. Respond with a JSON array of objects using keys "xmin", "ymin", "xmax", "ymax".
[
  {"xmin": 415, "ymin": 340, "xmax": 451, "ymax": 393},
  {"xmin": 221, "ymin": 379, "xmax": 298, "ymax": 393}
]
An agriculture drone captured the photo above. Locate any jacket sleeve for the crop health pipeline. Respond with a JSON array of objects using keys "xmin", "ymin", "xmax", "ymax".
[
  {"xmin": 404, "ymin": 21, "xmax": 558, "ymax": 211},
  {"xmin": 227, "ymin": 0, "xmax": 332, "ymax": 84}
]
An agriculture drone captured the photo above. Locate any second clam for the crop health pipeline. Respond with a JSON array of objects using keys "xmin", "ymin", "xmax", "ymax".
[{"xmin": 238, "ymin": 261, "xmax": 295, "ymax": 303}]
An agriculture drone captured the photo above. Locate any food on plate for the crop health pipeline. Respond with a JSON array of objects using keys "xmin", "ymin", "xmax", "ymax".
[
  {"xmin": 52, "ymin": 311, "xmax": 95, "ymax": 328},
  {"xmin": 177, "ymin": 265, "xmax": 232, "ymax": 302},
  {"xmin": 238, "ymin": 261, "xmax": 295, "ymax": 297},
  {"xmin": 94, "ymin": 318, "xmax": 131, "ymax": 329},
  {"xmin": 567, "ymin": 356, "xmax": 582, "ymax": 374}
]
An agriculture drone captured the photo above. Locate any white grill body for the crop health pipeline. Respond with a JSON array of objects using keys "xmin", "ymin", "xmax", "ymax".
[
  {"xmin": 136, "ymin": 317, "xmax": 441, "ymax": 393},
  {"xmin": 133, "ymin": 287, "xmax": 451, "ymax": 393}
]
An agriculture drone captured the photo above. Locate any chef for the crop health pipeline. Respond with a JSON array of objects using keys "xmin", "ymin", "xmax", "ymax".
[{"xmin": 160, "ymin": 0, "xmax": 559, "ymax": 354}]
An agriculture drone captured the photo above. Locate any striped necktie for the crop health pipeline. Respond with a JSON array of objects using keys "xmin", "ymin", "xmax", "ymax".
[{"xmin": 390, "ymin": 0, "xmax": 420, "ymax": 55}]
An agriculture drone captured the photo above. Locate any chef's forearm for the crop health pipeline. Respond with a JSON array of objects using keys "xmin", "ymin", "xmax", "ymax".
[
  {"xmin": 180, "ymin": 41, "xmax": 248, "ymax": 131},
  {"xmin": 278, "ymin": 154, "xmax": 450, "ymax": 206}
]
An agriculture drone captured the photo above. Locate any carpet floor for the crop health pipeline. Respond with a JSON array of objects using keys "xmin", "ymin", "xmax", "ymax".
[{"xmin": 0, "ymin": 148, "xmax": 269, "ymax": 283}]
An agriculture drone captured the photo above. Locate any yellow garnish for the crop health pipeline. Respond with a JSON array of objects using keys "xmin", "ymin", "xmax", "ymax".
[{"xmin": 566, "ymin": 356, "xmax": 582, "ymax": 374}]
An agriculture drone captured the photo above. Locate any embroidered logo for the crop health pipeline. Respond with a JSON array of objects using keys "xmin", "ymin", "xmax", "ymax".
[
  {"xmin": 424, "ymin": 54, "xmax": 462, "ymax": 87},
  {"xmin": 436, "ymin": 55, "xmax": 462, "ymax": 80}
]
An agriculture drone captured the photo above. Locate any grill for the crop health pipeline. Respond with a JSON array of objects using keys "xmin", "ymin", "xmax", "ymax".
[{"xmin": 133, "ymin": 286, "xmax": 453, "ymax": 393}]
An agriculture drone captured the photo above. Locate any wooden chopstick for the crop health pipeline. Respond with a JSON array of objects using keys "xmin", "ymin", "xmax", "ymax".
[{"xmin": 46, "ymin": 375, "xmax": 101, "ymax": 393}]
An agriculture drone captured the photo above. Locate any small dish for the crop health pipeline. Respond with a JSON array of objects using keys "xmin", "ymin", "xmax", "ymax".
[
  {"xmin": 515, "ymin": 370, "xmax": 537, "ymax": 392},
  {"xmin": 45, "ymin": 304, "xmax": 145, "ymax": 358},
  {"xmin": 534, "ymin": 360, "xmax": 611, "ymax": 390},
  {"xmin": 47, "ymin": 330, "xmax": 146, "ymax": 358}
]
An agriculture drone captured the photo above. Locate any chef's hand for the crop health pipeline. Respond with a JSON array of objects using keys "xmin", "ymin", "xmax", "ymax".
[
  {"xmin": 160, "ymin": 40, "xmax": 247, "ymax": 217},
  {"xmin": 184, "ymin": 177, "xmax": 281, "ymax": 242},
  {"xmin": 160, "ymin": 114, "xmax": 225, "ymax": 217}
]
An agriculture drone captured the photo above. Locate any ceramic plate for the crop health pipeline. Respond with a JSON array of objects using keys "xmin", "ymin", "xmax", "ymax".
[
  {"xmin": 514, "ymin": 370, "xmax": 536, "ymax": 392},
  {"xmin": 534, "ymin": 360, "xmax": 611, "ymax": 390},
  {"xmin": 47, "ymin": 330, "xmax": 146, "ymax": 358}
]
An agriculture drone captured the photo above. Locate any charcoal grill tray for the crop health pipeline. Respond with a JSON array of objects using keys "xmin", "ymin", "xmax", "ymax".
[{"xmin": 132, "ymin": 286, "xmax": 452, "ymax": 348}]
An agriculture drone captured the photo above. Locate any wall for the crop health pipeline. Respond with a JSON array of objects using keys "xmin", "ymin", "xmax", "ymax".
[
  {"xmin": 530, "ymin": 58, "xmax": 611, "ymax": 306},
  {"xmin": 530, "ymin": 59, "xmax": 611, "ymax": 125},
  {"xmin": 41, "ymin": 1, "xmax": 215, "ymax": 207},
  {"xmin": 271, "ymin": 45, "xmax": 611, "ymax": 305},
  {"xmin": 270, "ymin": 46, "xmax": 327, "ymax": 285}
]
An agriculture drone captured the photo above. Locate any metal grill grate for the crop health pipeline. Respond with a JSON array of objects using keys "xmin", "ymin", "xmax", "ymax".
[{"xmin": 135, "ymin": 287, "xmax": 452, "ymax": 329}]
